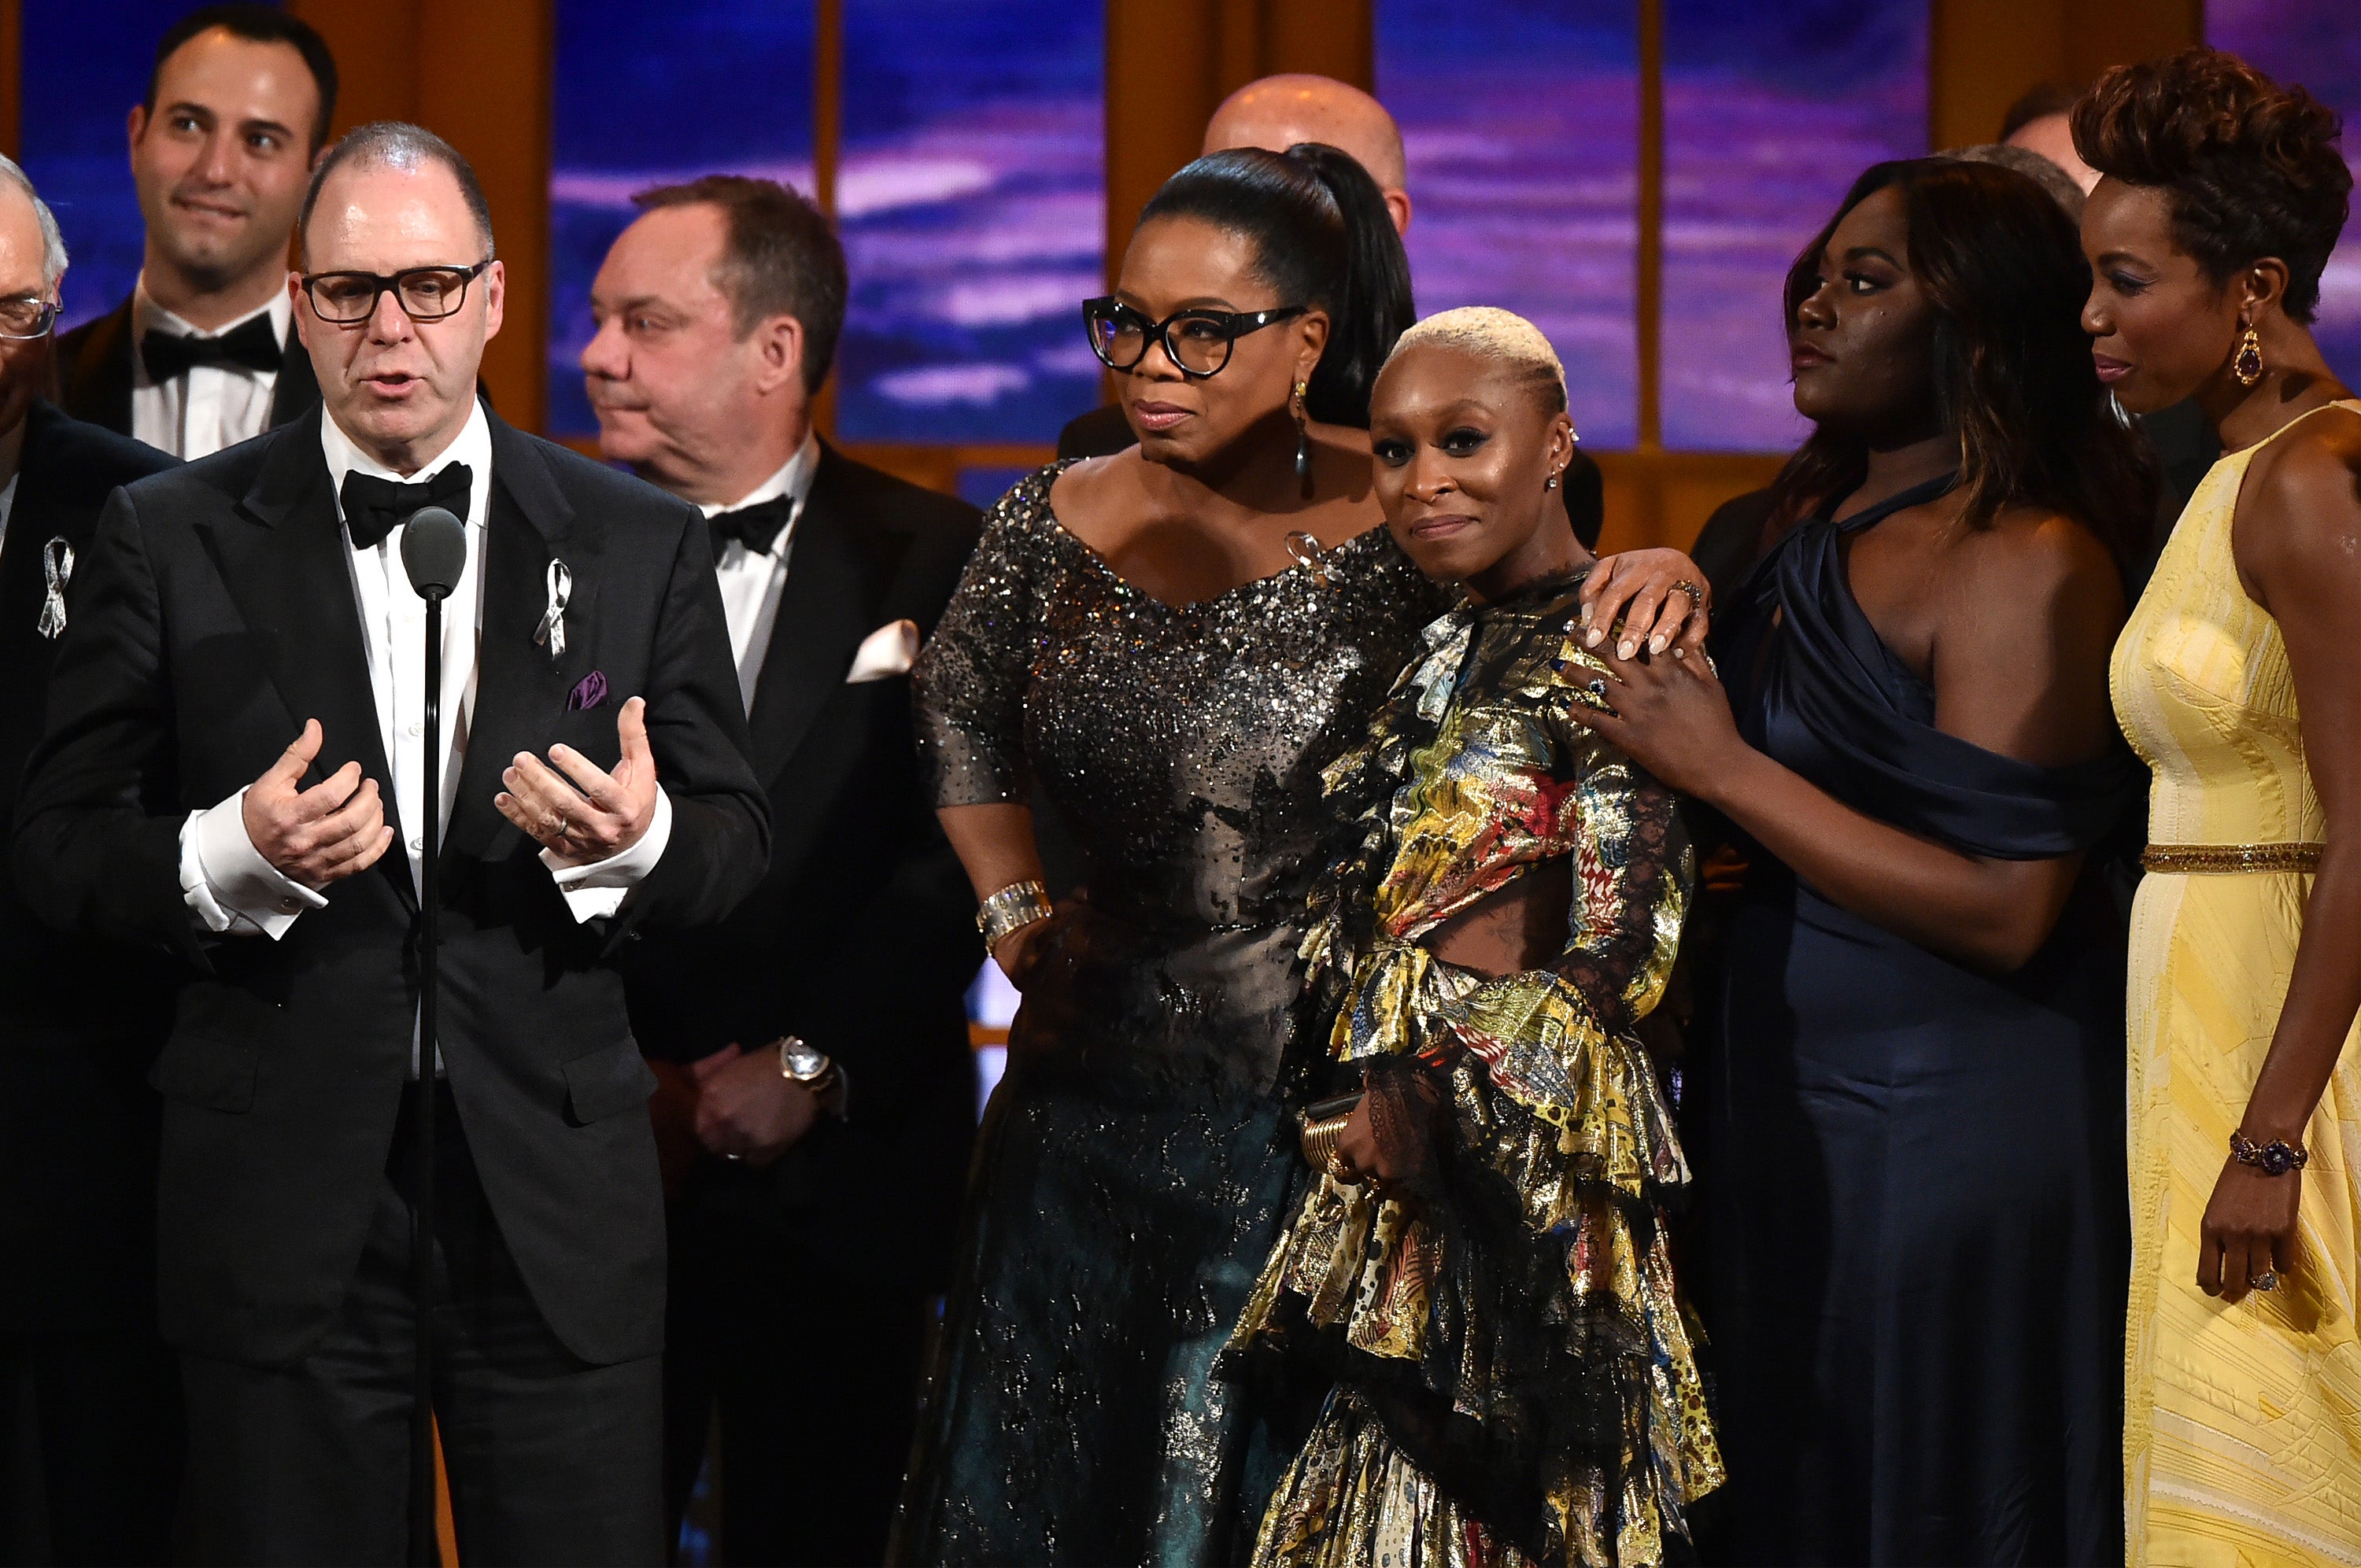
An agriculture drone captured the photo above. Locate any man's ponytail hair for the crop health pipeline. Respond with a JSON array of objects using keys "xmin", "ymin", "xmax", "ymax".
[{"xmin": 1137, "ymin": 144, "xmax": 1414, "ymax": 427}]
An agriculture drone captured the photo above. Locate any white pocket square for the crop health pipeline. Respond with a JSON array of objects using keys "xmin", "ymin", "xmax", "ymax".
[{"xmin": 847, "ymin": 618, "xmax": 920, "ymax": 683}]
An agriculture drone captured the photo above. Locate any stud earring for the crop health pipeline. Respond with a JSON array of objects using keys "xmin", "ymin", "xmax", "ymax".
[
  {"xmin": 1545, "ymin": 474, "xmax": 1559, "ymax": 491},
  {"xmin": 2234, "ymin": 325, "xmax": 2265, "ymax": 386}
]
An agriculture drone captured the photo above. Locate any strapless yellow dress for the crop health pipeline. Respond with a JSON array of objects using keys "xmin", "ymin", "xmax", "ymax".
[{"xmin": 2109, "ymin": 400, "xmax": 2361, "ymax": 1566}]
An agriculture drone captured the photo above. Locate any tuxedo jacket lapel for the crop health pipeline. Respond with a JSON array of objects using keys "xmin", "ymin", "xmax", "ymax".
[
  {"xmin": 445, "ymin": 412, "xmax": 600, "ymax": 865},
  {"xmin": 0, "ymin": 412, "xmax": 62, "ymax": 792},
  {"xmin": 205, "ymin": 408, "xmax": 412, "ymax": 909},
  {"xmin": 268, "ymin": 327, "xmax": 320, "ymax": 428},
  {"xmin": 0, "ymin": 403, "xmax": 72, "ymax": 672},
  {"xmin": 61, "ymin": 300, "xmax": 136, "ymax": 436},
  {"xmin": 744, "ymin": 446, "xmax": 903, "ymax": 787}
]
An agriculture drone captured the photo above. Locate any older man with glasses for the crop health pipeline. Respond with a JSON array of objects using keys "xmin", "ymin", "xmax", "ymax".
[{"xmin": 0, "ymin": 152, "xmax": 183, "ymax": 1568}]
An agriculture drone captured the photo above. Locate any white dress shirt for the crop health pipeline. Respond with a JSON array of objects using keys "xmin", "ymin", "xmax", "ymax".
[
  {"xmin": 699, "ymin": 434, "xmax": 818, "ymax": 712},
  {"xmin": 130, "ymin": 279, "xmax": 290, "ymax": 460},
  {"xmin": 176, "ymin": 398, "xmax": 674, "ymax": 940}
]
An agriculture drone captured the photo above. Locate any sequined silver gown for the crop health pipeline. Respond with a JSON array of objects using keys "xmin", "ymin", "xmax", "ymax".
[{"xmin": 894, "ymin": 465, "xmax": 1439, "ymax": 1566}]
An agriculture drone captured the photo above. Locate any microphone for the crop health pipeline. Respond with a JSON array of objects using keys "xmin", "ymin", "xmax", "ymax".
[
  {"xmin": 400, "ymin": 506, "xmax": 467, "ymax": 602},
  {"xmin": 395, "ymin": 499, "xmax": 464, "ymax": 1565}
]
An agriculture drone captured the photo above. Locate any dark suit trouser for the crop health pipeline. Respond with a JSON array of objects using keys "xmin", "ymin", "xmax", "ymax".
[
  {"xmin": 661, "ymin": 1196, "xmax": 933, "ymax": 1567},
  {"xmin": 1, "ymin": 1326, "xmax": 180, "ymax": 1566},
  {"xmin": 180, "ymin": 1083, "xmax": 663, "ymax": 1568}
]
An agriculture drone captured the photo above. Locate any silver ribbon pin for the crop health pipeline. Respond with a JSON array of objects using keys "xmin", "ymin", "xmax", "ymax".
[
  {"xmin": 532, "ymin": 559, "xmax": 571, "ymax": 662},
  {"xmin": 35, "ymin": 537, "xmax": 73, "ymax": 640}
]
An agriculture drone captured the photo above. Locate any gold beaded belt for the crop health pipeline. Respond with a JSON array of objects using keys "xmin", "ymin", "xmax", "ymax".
[{"xmin": 2141, "ymin": 842, "xmax": 2325, "ymax": 873}]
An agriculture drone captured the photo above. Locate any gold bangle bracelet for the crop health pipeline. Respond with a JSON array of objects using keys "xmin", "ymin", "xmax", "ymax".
[
  {"xmin": 1299, "ymin": 1111, "xmax": 1352, "ymax": 1174},
  {"xmin": 2141, "ymin": 842, "xmax": 2324, "ymax": 874},
  {"xmin": 976, "ymin": 880, "xmax": 1053, "ymax": 948}
]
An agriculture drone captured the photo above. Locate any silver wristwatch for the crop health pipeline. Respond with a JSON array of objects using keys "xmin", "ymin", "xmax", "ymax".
[{"xmin": 776, "ymin": 1035, "xmax": 848, "ymax": 1120}]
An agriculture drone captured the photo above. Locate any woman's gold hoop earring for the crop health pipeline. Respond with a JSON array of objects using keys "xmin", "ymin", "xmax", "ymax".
[
  {"xmin": 2234, "ymin": 326, "xmax": 2265, "ymax": 386},
  {"xmin": 1291, "ymin": 380, "xmax": 1313, "ymax": 496}
]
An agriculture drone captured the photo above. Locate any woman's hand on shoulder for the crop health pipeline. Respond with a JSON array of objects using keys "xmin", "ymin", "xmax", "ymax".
[
  {"xmin": 1579, "ymin": 548, "xmax": 1712, "ymax": 659},
  {"xmin": 1562, "ymin": 637, "xmax": 1750, "ymax": 800}
]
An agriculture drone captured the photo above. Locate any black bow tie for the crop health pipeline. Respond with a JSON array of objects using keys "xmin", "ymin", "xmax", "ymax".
[
  {"xmin": 708, "ymin": 495, "xmax": 796, "ymax": 561},
  {"xmin": 140, "ymin": 314, "xmax": 284, "ymax": 382},
  {"xmin": 339, "ymin": 464, "xmax": 473, "ymax": 552}
]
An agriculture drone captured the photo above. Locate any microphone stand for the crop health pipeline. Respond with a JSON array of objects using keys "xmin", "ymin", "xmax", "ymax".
[{"xmin": 409, "ymin": 580, "xmax": 447, "ymax": 1566}]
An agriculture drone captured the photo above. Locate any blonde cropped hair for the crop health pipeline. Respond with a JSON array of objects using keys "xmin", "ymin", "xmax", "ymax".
[{"xmin": 1383, "ymin": 305, "xmax": 1568, "ymax": 415}]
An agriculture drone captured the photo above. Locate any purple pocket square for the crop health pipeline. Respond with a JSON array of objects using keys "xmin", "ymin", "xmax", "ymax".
[{"xmin": 567, "ymin": 670, "xmax": 608, "ymax": 711}]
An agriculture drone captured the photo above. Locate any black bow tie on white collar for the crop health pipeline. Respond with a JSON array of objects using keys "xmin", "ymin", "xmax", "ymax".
[
  {"xmin": 339, "ymin": 463, "xmax": 473, "ymax": 552},
  {"xmin": 139, "ymin": 313, "xmax": 283, "ymax": 382},
  {"xmin": 707, "ymin": 494, "xmax": 795, "ymax": 560}
]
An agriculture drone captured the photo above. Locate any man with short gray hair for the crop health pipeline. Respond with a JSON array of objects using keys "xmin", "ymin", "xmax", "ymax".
[
  {"xmin": 17, "ymin": 121, "xmax": 767, "ymax": 1562},
  {"xmin": 0, "ymin": 153, "xmax": 183, "ymax": 1564}
]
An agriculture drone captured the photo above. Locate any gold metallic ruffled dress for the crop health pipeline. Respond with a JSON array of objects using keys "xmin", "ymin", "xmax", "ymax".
[{"xmin": 1228, "ymin": 571, "xmax": 1723, "ymax": 1568}]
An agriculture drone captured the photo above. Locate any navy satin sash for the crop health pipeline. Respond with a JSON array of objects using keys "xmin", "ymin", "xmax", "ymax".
[{"xmin": 1719, "ymin": 476, "xmax": 2141, "ymax": 860}]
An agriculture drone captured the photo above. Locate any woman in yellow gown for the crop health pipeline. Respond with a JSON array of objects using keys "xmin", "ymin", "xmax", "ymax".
[{"xmin": 2078, "ymin": 50, "xmax": 2361, "ymax": 1566}]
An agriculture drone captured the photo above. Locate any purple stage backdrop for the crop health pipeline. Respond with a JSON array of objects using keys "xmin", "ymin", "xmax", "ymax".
[
  {"xmin": 2209, "ymin": 0, "xmax": 2361, "ymax": 386},
  {"xmin": 20, "ymin": 0, "xmax": 194, "ymax": 333},
  {"xmin": 549, "ymin": 0, "xmax": 1102, "ymax": 446},
  {"xmin": 834, "ymin": 0, "xmax": 1103, "ymax": 445},
  {"xmin": 1662, "ymin": 0, "xmax": 1929, "ymax": 452},
  {"xmin": 1380, "ymin": 0, "xmax": 1642, "ymax": 450},
  {"xmin": 549, "ymin": 0, "xmax": 818, "ymax": 438}
]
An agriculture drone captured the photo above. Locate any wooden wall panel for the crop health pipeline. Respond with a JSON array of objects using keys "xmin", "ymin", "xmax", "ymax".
[
  {"xmin": 0, "ymin": 0, "xmax": 19, "ymax": 163},
  {"xmin": 1104, "ymin": 0, "xmax": 1375, "ymax": 287},
  {"xmin": 1930, "ymin": 0, "xmax": 2202, "ymax": 150},
  {"xmin": 415, "ymin": 0, "xmax": 550, "ymax": 434},
  {"xmin": 284, "ymin": 0, "xmax": 551, "ymax": 432}
]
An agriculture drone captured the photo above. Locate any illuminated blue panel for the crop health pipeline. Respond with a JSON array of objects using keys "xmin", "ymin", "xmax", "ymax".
[
  {"xmin": 1380, "ymin": 0, "xmax": 1640, "ymax": 450},
  {"xmin": 1662, "ymin": 1, "xmax": 1929, "ymax": 452},
  {"xmin": 834, "ymin": 0, "xmax": 1103, "ymax": 444},
  {"xmin": 547, "ymin": 0, "xmax": 816, "ymax": 437},
  {"xmin": 2208, "ymin": 0, "xmax": 2361, "ymax": 385},
  {"xmin": 23, "ymin": 0, "xmax": 201, "ymax": 331}
]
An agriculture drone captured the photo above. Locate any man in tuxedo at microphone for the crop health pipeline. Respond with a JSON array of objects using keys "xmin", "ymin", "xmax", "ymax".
[
  {"xmin": 16, "ymin": 122, "xmax": 767, "ymax": 1565},
  {"xmin": 583, "ymin": 174, "xmax": 981, "ymax": 1567},
  {"xmin": 54, "ymin": 4, "xmax": 336, "ymax": 455}
]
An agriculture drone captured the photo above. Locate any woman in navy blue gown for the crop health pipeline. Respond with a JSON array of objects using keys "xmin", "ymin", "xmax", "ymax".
[{"xmin": 1569, "ymin": 158, "xmax": 2154, "ymax": 1564}]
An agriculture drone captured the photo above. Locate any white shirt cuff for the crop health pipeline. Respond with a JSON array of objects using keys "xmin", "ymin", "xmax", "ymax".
[
  {"xmin": 179, "ymin": 789, "xmax": 327, "ymax": 939},
  {"xmin": 544, "ymin": 788, "xmax": 674, "ymax": 923}
]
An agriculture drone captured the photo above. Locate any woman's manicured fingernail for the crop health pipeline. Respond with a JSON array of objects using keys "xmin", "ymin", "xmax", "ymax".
[
  {"xmin": 1585, "ymin": 628, "xmax": 1605, "ymax": 647},
  {"xmin": 1618, "ymin": 640, "xmax": 1636, "ymax": 659},
  {"xmin": 1650, "ymin": 635, "xmax": 1668, "ymax": 654}
]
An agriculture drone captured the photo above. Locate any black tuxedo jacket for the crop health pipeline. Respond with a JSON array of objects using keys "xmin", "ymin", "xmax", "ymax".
[
  {"xmin": 54, "ymin": 294, "xmax": 320, "ymax": 437},
  {"xmin": 623, "ymin": 445, "xmax": 981, "ymax": 1297},
  {"xmin": 1055, "ymin": 401, "xmax": 1609, "ymax": 548},
  {"xmin": 0, "ymin": 401, "xmax": 179, "ymax": 1335},
  {"xmin": 13, "ymin": 405, "xmax": 769, "ymax": 1368}
]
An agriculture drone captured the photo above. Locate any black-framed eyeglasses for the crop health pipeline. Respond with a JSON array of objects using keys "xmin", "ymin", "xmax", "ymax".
[
  {"xmin": 1083, "ymin": 297, "xmax": 1308, "ymax": 378},
  {"xmin": 0, "ymin": 295, "xmax": 61, "ymax": 341},
  {"xmin": 301, "ymin": 262, "xmax": 492, "ymax": 325}
]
